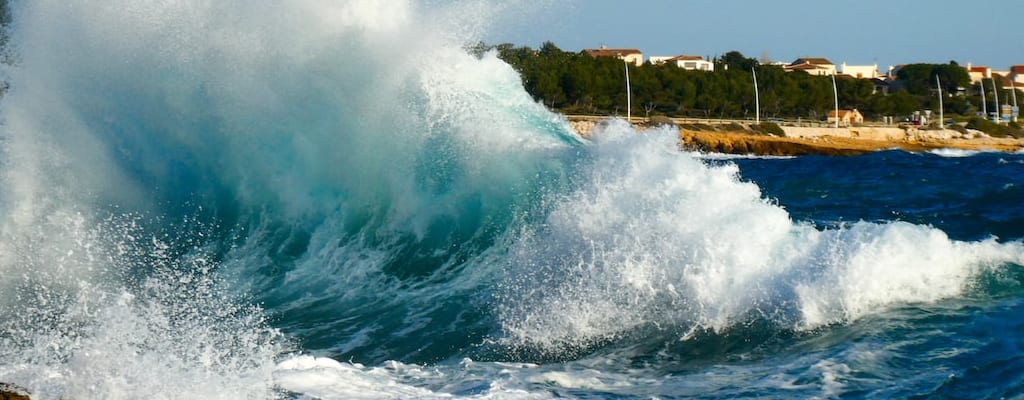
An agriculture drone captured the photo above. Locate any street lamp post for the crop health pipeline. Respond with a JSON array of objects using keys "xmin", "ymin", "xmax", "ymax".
[
  {"xmin": 622, "ymin": 58, "xmax": 630, "ymax": 122},
  {"xmin": 992, "ymin": 78, "xmax": 1001, "ymax": 124},
  {"xmin": 1012, "ymin": 80, "xmax": 1019, "ymax": 123},
  {"xmin": 980, "ymin": 81, "xmax": 987, "ymax": 119},
  {"xmin": 619, "ymin": 55, "xmax": 631, "ymax": 123},
  {"xmin": 831, "ymin": 74, "xmax": 839, "ymax": 128},
  {"xmin": 752, "ymin": 67, "xmax": 760, "ymax": 125},
  {"xmin": 936, "ymin": 75, "xmax": 943, "ymax": 129}
]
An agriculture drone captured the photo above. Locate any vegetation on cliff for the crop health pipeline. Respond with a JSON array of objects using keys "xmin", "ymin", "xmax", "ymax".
[
  {"xmin": 0, "ymin": 0, "xmax": 11, "ymax": 97},
  {"xmin": 471, "ymin": 42, "xmax": 1021, "ymax": 137}
]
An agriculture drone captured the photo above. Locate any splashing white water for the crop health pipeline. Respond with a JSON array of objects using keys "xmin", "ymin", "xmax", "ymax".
[
  {"xmin": 498, "ymin": 122, "xmax": 1024, "ymax": 350},
  {"xmin": 0, "ymin": 0, "xmax": 571, "ymax": 397},
  {"xmin": 928, "ymin": 148, "xmax": 985, "ymax": 157},
  {"xmin": 0, "ymin": 212, "xmax": 285, "ymax": 399}
]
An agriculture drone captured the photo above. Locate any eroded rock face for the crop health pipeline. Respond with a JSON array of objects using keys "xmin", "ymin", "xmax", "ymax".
[
  {"xmin": 679, "ymin": 129, "xmax": 1024, "ymax": 156},
  {"xmin": 679, "ymin": 130, "xmax": 873, "ymax": 156},
  {"xmin": 0, "ymin": 383, "xmax": 30, "ymax": 400}
]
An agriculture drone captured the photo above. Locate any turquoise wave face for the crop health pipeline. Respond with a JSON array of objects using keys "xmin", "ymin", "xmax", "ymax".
[{"xmin": 0, "ymin": 0, "xmax": 590, "ymax": 387}]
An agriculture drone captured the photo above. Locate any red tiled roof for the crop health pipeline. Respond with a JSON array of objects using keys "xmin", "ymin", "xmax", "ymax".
[
  {"xmin": 792, "ymin": 57, "xmax": 834, "ymax": 66},
  {"xmin": 668, "ymin": 55, "xmax": 704, "ymax": 61},
  {"xmin": 584, "ymin": 48, "xmax": 642, "ymax": 58},
  {"xmin": 785, "ymin": 63, "xmax": 822, "ymax": 70},
  {"xmin": 1011, "ymin": 65, "xmax": 1024, "ymax": 74}
]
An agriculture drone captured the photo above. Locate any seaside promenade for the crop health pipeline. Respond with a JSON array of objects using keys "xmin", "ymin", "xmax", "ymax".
[{"xmin": 566, "ymin": 115, "xmax": 1024, "ymax": 156}]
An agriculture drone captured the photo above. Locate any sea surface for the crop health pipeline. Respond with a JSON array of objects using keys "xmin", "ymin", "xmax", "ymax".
[{"xmin": 1, "ymin": 2, "xmax": 1023, "ymax": 399}]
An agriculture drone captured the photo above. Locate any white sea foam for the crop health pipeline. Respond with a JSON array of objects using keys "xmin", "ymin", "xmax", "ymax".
[
  {"xmin": 0, "ymin": 0, "xmax": 479, "ymax": 397},
  {"xmin": 498, "ymin": 122, "xmax": 1024, "ymax": 350},
  {"xmin": 273, "ymin": 356, "xmax": 552, "ymax": 400},
  {"xmin": 928, "ymin": 148, "xmax": 984, "ymax": 157},
  {"xmin": 273, "ymin": 356, "xmax": 440, "ymax": 400},
  {"xmin": 690, "ymin": 151, "xmax": 797, "ymax": 160},
  {"xmin": 0, "ymin": 0, "xmax": 569, "ymax": 398},
  {"xmin": 0, "ymin": 216, "xmax": 285, "ymax": 399}
]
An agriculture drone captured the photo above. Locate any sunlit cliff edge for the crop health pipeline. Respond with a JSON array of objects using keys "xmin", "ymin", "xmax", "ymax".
[{"xmin": 568, "ymin": 116, "xmax": 1024, "ymax": 156}]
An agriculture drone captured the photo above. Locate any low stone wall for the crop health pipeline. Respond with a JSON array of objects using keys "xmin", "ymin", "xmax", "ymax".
[
  {"xmin": 564, "ymin": 116, "xmax": 1004, "ymax": 149},
  {"xmin": 781, "ymin": 126, "xmax": 988, "ymax": 141},
  {"xmin": 781, "ymin": 126, "xmax": 909, "ymax": 141}
]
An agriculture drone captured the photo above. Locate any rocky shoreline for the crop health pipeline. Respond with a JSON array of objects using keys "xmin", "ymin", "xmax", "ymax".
[
  {"xmin": 0, "ymin": 383, "xmax": 30, "ymax": 400},
  {"xmin": 679, "ymin": 129, "xmax": 1024, "ymax": 156},
  {"xmin": 568, "ymin": 117, "xmax": 1024, "ymax": 156}
]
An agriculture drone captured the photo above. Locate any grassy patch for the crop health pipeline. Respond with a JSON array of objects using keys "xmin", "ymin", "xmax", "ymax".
[
  {"xmin": 966, "ymin": 117, "xmax": 1024, "ymax": 138},
  {"xmin": 753, "ymin": 122, "xmax": 785, "ymax": 136}
]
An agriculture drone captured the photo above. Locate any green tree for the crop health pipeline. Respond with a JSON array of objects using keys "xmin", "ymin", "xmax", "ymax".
[
  {"xmin": 489, "ymin": 40, "xmax": 991, "ymax": 122},
  {"xmin": 719, "ymin": 51, "xmax": 758, "ymax": 72},
  {"xmin": 895, "ymin": 63, "xmax": 970, "ymax": 96}
]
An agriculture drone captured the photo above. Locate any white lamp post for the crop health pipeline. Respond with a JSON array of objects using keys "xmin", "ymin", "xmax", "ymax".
[
  {"xmin": 980, "ymin": 81, "xmax": 987, "ymax": 119},
  {"xmin": 753, "ymin": 67, "xmax": 760, "ymax": 125},
  {"xmin": 992, "ymin": 78, "xmax": 1001, "ymax": 123},
  {"xmin": 1011, "ymin": 80, "xmax": 1019, "ymax": 122},
  {"xmin": 831, "ymin": 74, "xmax": 839, "ymax": 128},
  {"xmin": 620, "ymin": 55, "xmax": 631, "ymax": 123},
  {"xmin": 936, "ymin": 75, "xmax": 943, "ymax": 129}
]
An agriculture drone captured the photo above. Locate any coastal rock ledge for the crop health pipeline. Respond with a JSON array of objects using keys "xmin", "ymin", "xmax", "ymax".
[
  {"xmin": 0, "ymin": 383, "xmax": 30, "ymax": 400},
  {"xmin": 566, "ymin": 116, "xmax": 1024, "ymax": 156},
  {"xmin": 680, "ymin": 129, "xmax": 1024, "ymax": 156}
]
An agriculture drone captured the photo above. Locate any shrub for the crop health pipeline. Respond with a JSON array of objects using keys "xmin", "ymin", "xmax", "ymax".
[
  {"xmin": 966, "ymin": 117, "xmax": 1023, "ymax": 138},
  {"xmin": 647, "ymin": 115, "xmax": 676, "ymax": 126},
  {"xmin": 679, "ymin": 123, "xmax": 715, "ymax": 131},
  {"xmin": 753, "ymin": 122, "xmax": 785, "ymax": 136},
  {"xmin": 721, "ymin": 122, "xmax": 747, "ymax": 132}
]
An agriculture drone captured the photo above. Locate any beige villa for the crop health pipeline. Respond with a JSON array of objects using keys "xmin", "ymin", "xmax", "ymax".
[
  {"xmin": 584, "ymin": 46, "xmax": 643, "ymax": 66},
  {"xmin": 828, "ymin": 109, "xmax": 864, "ymax": 126},
  {"xmin": 785, "ymin": 58, "xmax": 837, "ymax": 76},
  {"xmin": 649, "ymin": 55, "xmax": 715, "ymax": 72}
]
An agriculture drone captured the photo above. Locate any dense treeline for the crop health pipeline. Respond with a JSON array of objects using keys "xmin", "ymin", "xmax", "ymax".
[
  {"xmin": 0, "ymin": 0, "xmax": 8, "ymax": 59},
  {"xmin": 0, "ymin": 0, "xmax": 10, "ymax": 97},
  {"xmin": 472, "ymin": 41, "xmax": 1019, "ymax": 124}
]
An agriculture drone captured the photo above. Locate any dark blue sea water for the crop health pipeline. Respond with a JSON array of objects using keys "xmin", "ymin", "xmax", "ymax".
[
  {"xmin": 1, "ymin": 2, "xmax": 1023, "ymax": 399},
  {"xmin": 731, "ymin": 151, "xmax": 1024, "ymax": 242},
  {"xmin": 728, "ymin": 151, "xmax": 1024, "ymax": 398}
]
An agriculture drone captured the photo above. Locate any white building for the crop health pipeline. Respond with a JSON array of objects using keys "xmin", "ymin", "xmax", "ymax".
[
  {"xmin": 650, "ymin": 55, "xmax": 714, "ymax": 71},
  {"xmin": 828, "ymin": 109, "xmax": 864, "ymax": 126},
  {"xmin": 965, "ymin": 63, "xmax": 992, "ymax": 84},
  {"xmin": 1008, "ymin": 65, "xmax": 1024, "ymax": 85},
  {"xmin": 784, "ymin": 58, "xmax": 836, "ymax": 76},
  {"xmin": 584, "ymin": 46, "xmax": 643, "ymax": 66},
  {"xmin": 840, "ymin": 62, "xmax": 879, "ymax": 79}
]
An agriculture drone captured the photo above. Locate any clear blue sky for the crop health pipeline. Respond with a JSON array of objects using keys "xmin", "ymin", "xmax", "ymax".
[{"xmin": 485, "ymin": 0, "xmax": 1021, "ymax": 70}]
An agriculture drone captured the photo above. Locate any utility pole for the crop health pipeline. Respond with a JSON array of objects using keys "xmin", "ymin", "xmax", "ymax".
[
  {"xmin": 936, "ymin": 75, "xmax": 943, "ymax": 129},
  {"xmin": 621, "ymin": 56, "xmax": 631, "ymax": 123},
  {"xmin": 1011, "ymin": 80, "xmax": 1019, "ymax": 123},
  {"xmin": 980, "ymin": 81, "xmax": 987, "ymax": 119},
  {"xmin": 831, "ymin": 74, "xmax": 839, "ymax": 128},
  {"xmin": 992, "ymin": 78, "xmax": 1001, "ymax": 123},
  {"xmin": 752, "ymin": 67, "xmax": 760, "ymax": 125}
]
